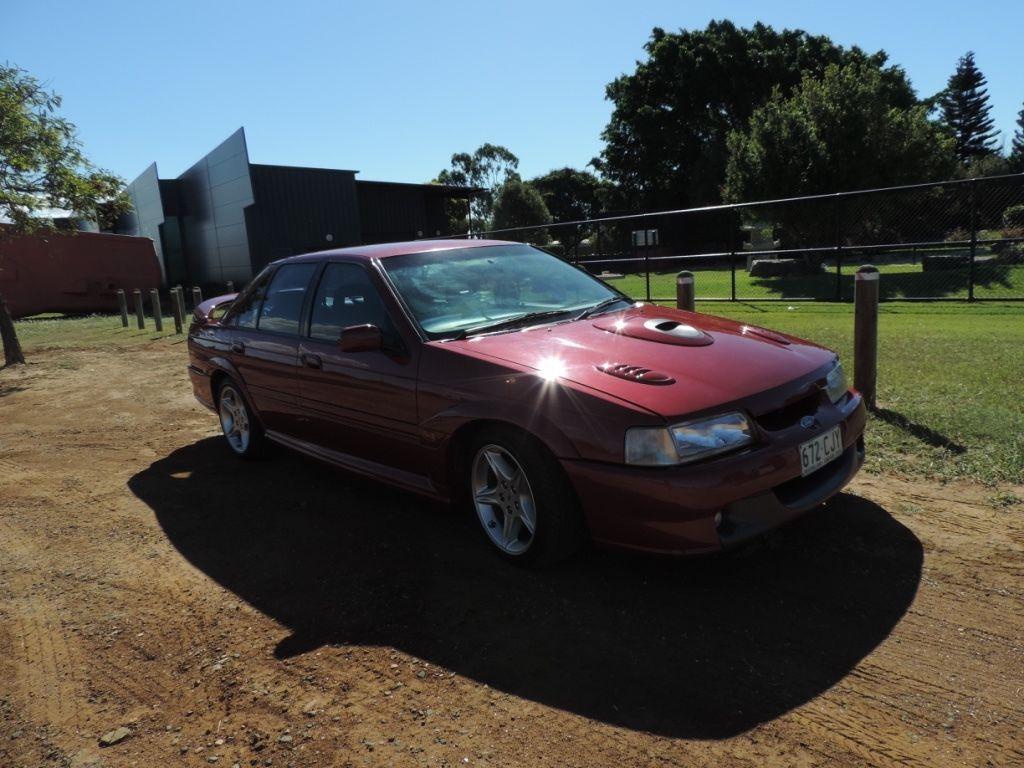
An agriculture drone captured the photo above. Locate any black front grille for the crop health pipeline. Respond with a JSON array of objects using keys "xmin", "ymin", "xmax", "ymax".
[{"xmin": 756, "ymin": 391, "xmax": 822, "ymax": 431}]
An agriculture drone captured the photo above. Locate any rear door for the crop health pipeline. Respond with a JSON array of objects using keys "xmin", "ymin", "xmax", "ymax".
[
  {"xmin": 226, "ymin": 262, "xmax": 319, "ymax": 434},
  {"xmin": 295, "ymin": 261, "xmax": 423, "ymax": 475}
]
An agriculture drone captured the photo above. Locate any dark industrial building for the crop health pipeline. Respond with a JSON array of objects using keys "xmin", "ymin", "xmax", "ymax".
[{"xmin": 118, "ymin": 128, "xmax": 476, "ymax": 287}]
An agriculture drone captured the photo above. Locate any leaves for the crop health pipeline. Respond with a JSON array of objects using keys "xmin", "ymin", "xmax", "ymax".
[
  {"xmin": 0, "ymin": 64, "xmax": 129, "ymax": 234},
  {"xmin": 435, "ymin": 144, "xmax": 520, "ymax": 231},
  {"xmin": 939, "ymin": 52, "xmax": 1000, "ymax": 163},
  {"xmin": 595, "ymin": 21, "xmax": 917, "ymax": 211}
]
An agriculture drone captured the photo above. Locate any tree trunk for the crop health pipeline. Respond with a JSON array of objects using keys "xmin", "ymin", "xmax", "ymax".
[{"xmin": 0, "ymin": 292, "xmax": 25, "ymax": 366}]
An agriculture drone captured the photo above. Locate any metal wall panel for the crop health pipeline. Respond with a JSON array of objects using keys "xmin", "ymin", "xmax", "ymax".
[
  {"xmin": 246, "ymin": 164, "xmax": 361, "ymax": 269},
  {"xmin": 177, "ymin": 128, "xmax": 255, "ymax": 285},
  {"xmin": 122, "ymin": 163, "xmax": 167, "ymax": 281}
]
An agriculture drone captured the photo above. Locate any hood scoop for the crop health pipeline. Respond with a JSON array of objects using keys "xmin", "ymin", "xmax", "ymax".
[
  {"xmin": 593, "ymin": 315, "xmax": 714, "ymax": 346},
  {"xmin": 597, "ymin": 362, "xmax": 675, "ymax": 385}
]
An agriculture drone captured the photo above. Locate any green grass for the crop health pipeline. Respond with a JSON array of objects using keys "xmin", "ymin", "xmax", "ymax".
[
  {"xmin": 683, "ymin": 301, "xmax": 1024, "ymax": 485},
  {"xmin": 12, "ymin": 313, "xmax": 183, "ymax": 353},
  {"xmin": 612, "ymin": 261, "xmax": 1024, "ymax": 301},
  {"xmin": 8, "ymin": 304, "xmax": 1024, "ymax": 486}
]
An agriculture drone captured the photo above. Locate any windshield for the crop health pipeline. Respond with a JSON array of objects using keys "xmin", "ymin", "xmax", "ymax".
[{"xmin": 381, "ymin": 244, "xmax": 624, "ymax": 339}]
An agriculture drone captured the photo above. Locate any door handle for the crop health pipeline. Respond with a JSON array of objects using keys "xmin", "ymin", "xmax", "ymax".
[
  {"xmin": 301, "ymin": 353, "xmax": 322, "ymax": 369},
  {"xmin": 230, "ymin": 341, "xmax": 245, "ymax": 354}
]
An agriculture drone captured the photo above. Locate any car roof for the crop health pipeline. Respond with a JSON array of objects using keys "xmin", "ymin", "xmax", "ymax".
[{"xmin": 274, "ymin": 239, "xmax": 516, "ymax": 265}]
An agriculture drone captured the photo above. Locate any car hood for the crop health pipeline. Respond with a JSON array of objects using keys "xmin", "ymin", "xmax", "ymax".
[{"xmin": 439, "ymin": 303, "xmax": 836, "ymax": 418}]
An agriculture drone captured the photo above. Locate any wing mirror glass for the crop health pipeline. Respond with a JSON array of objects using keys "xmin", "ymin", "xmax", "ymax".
[{"xmin": 338, "ymin": 323, "xmax": 383, "ymax": 352}]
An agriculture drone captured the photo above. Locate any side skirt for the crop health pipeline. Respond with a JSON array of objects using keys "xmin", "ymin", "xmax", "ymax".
[{"xmin": 264, "ymin": 429, "xmax": 445, "ymax": 501}]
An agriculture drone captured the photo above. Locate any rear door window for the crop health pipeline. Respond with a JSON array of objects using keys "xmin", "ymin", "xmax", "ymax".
[
  {"xmin": 230, "ymin": 272, "xmax": 271, "ymax": 328},
  {"xmin": 257, "ymin": 263, "xmax": 318, "ymax": 335}
]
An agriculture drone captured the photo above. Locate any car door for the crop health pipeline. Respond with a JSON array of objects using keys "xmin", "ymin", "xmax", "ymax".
[
  {"xmin": 294, "ymin": 261, "xmax": 423, "ymax": 477},
  {"xmin": 224, "ymin": 262, "xmax": 319, "ymax": 434}
]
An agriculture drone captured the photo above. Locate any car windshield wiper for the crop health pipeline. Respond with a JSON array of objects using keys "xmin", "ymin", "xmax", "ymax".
[
  {"xmin": 451, "ymin": 309, "xmax": 575, "ymax": 340},
  {"xmin": 574, "ymin": 296, "xmax": 632, "ymax": 321}
]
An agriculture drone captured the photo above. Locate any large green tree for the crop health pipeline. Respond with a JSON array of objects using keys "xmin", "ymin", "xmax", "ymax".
[
  {"xmin": 435, "ymin": 143, "xmax": 520, "ymax": 231},
  {"xmin": 0, "ymin": 65, "xmax": 128, "ymax": 232},
  {"xmin": 594, "ymin": 21, "xmax": 916, "ymax": 211},
  {"xmin": 529, "ymin": 167, "xmax": 604, "ymax": 252},
  {"xmin": 724, "ymin": 62, "xmax": 955, "ymax": 253},
  {"xmin": 0, "ymin": 65, "xmax": 130, "ymax": 365},
  {"xmin": 940, "ymin": 52, "xmax": 1000, "ymax": 164},
  {"xmin": 491, "ymin": 180, "xmax": 552, "ymax": 241},
  {"xmin": 1010, "ymin": 102, "xmax": 1024, "ymax": 173}
]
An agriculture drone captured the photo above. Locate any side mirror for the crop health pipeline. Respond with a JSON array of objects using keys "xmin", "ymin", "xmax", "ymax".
[{"xmin": 338, "ymin": 323, "xmax": 383, "ymax": 352}]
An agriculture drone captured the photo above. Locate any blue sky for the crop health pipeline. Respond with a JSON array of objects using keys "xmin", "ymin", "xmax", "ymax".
[{"xmin": 4, "ymin": 0, "xmax": 1023, "ymax": 189}]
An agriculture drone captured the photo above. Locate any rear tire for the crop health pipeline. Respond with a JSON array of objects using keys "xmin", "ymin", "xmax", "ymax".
[
  {"xmin": 217, "ymin": 381, "xmax": 266, "ymax": 459},
  {"xmin": 466, "ymin": 427, "xmax": 584, "ymax": 565}
]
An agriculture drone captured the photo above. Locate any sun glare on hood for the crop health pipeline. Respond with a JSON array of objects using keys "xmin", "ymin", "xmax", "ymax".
[{"xmin": 536, "ymin": 356, "xmax": 567, "ymax": 382}]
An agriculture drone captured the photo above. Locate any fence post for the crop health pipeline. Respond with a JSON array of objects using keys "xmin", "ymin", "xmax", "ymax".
[
  {"xmin": 676, "ymin": 271, "xmax": 695, "ymax": 312},
  {"xmin": 968, "ymin": 178, "xmax": 977, "ymax": 302},
  {"xmin": 192, "ymin": 286, "xmax": 203, "ymax": 309},
  {"xmin": 834, "ymin": 194, "xmax": 843, "ymax": 301},
  {"xmin": 177, "ymin": 289, "xmax": 189, "ymax": 328},
  {"xmin": 854, "ymin": 265, "xmax": 879, "ymax": 409},
  {"xmin": 171, "ymin": 287, "xmax": 183, "ymax": 334},
  {"xmin": 117, "ymin": 289, "xmax": 129, "ymax": 328},
  {"xmin": 226, "ymin": 280, "xmax": 235, "ymax": 293},
  {"xmin": 133, "ymin": 289, "xmax": 145, "ymax": 330},
  {"xmin": 729, "ymin": 207, "xmax": 737, "ymax": 301},
  {"xmin": 150, "ymin": 290, "xmax": 163, "ymax": 332}
]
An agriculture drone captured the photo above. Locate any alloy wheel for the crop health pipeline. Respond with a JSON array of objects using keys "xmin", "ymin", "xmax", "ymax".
[{"xmin": 472, "ymin": 444, "xmax": 537, "ymax": 555}]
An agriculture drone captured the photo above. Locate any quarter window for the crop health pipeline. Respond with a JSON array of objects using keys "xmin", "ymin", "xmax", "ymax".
[
  {"xmin": 257, "ymin": 263, "xmax": 318, "ymax": 335},
  {"xmin": 230, "ymin": 271, "xmax": 271, "ymax": 328}
]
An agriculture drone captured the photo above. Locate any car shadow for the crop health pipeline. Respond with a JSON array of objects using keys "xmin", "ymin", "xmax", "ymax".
[{"xmin": 129, "ymin": 438, "xmax": 923, "ymax": 739}]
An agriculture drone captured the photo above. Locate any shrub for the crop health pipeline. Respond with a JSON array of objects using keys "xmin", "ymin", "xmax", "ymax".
[{"xmin": 1002, "ymin": 204, "xmax": 1024, "ymax": 230}]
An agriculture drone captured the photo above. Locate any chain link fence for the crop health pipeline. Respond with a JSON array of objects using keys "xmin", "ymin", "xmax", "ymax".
[{"xmin": 436, "ymin": 173, "xmax": 1024, "ymax": 303}]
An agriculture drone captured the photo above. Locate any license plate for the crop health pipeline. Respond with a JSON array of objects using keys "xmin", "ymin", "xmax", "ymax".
[{"xmin": 798, "ymin": 425, "xmax": 843, "ymax": 477}]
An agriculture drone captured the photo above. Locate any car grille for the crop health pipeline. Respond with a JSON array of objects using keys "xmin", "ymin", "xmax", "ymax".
[{"xmin": 755, "ymin": 391, "xmax": 822, "ymax": 431}]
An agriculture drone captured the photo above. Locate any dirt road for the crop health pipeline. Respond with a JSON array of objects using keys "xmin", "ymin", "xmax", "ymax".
[{"xmin": 1, "ymin": 340, "xmax": 1022, "ymax": 767}]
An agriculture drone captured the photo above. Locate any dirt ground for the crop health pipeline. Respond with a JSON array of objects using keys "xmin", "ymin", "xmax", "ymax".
[{"xmin": 1, "ymin": 340, "xmax": 1022, "ymax": 768}]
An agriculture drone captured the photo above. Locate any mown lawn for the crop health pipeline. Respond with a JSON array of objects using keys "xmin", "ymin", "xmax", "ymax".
[
  {"xmin": 8, "ymin": 303, "xmax": 1024, "ymax": 486},
  {"xmin": 613, "ymin": 262, "xmax": 1024, "ymax": 301},
  {"xmin": 684, "ymin": 301, "xmax": 1024, "ymax": 486}
]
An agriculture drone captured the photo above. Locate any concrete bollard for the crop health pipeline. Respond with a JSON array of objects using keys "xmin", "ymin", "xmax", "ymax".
[
  {"xmin": 191, "ymin": 286, "xmax": 203, "ymax": 310},
  {"xmin": 171, "ymin": 287, "xmax": 183, "ymax": 334},
  {"xmin": 675, "ymin": 271, "xmax": 695, "ymax": 312},
  {"xmin": 854, "ymin": 265, "xmax": 879, "ymax": 409},
  {"xmin": 133, "ymin": 289, "xmax": 145, "ymax": 330},
  {"xmin": 117, "ymin": 289, "xmax": 129, "ymax": 328},
  {"xmin": 150, "ymin": 289, "xmax": 163, "ymax": 332}
]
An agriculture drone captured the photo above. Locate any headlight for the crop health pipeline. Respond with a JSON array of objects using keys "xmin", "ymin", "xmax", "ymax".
[
  {"xmin": 825, "ymin": 360, "xmax": 847, "ymax": 403},
  {"xmin": 625, "ymin": 412, "xmax": 755, "ymax": 466}
]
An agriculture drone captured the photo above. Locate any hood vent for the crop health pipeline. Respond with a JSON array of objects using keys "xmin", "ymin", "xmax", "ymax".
[
  {"xmin": 597, "ymin": 362, "xmax": 675, "ymax": 386},
  {"xmin": 593, "ymin": 315, "xmax": 713, "ymax": 346}
]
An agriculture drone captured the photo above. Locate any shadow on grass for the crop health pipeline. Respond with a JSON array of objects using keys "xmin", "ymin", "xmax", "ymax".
[
  {"xmin": 872, "ymin": 408, "xmax": 966, "ymax": 454},
  {"xmin": 131, "ymin": 438, "xmax": 923, "ymax": 739},
  {"xmin": 750, "ymin": 263, "xmax": 1017, "ymax": 300}
]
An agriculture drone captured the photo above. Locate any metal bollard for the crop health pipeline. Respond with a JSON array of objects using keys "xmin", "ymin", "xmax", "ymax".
[
  {"xmin": 150, "ymin": 289, "xmax": 163, "ymax": 332},
  {"xmin": 117, "ymin": 289, "xmax": 129, "ymax": 328},
  {"xmin": 133, "ymin": 289, "xmax": 145, "ymax": 330},
  {"xmin": 171, "ymin": 287, "xmax": 183, "ymax": 334},
  {"xmin": 675, "ymin": 271, "xmax": 695, "ymax": 312},
  {"xmin": 854, "ymin": 265, "xmax": 879, "ymax": 409}
]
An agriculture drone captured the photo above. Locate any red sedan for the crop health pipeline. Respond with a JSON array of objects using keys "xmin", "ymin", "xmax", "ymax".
[{"xmin": 187, "ymin": 240, "xmax": 865, "ymax": 564}]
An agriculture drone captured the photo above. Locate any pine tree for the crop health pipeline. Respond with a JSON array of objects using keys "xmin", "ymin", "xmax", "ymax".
[
  {"xmin": 940, "ymin": 52, "xmax": 999, "ymax": 163},
  {"xmin": 1010, "ymin": 102, "xmax": 1024, "ymax": 172}
]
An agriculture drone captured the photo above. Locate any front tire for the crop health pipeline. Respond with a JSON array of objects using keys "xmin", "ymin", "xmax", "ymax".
[
  {"xmin": 217, "ymin": 381, "xmax": 265, "ymax": 459},
  {"xmin": 467, "ymin": 428, "xmax": 584, "ymax": 565}
]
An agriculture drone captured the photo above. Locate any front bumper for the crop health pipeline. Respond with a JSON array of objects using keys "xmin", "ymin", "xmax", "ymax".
[{"xmin": 561, "ymin": 392, "xmax": 867, "ymax": 555}]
